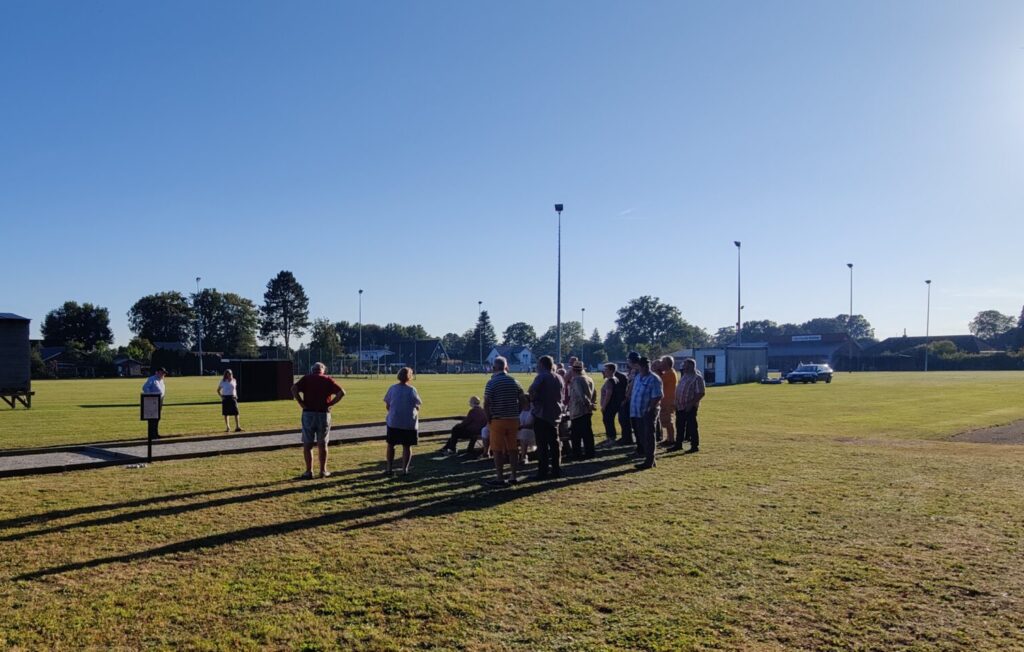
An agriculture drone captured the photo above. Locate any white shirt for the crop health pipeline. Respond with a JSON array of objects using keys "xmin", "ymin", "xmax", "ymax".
[
  {"xmin": 218, "ymin": 379, "xmax": 237, "ymax": 397},
  {"xmin": 142, "ymin": 375, "xmax": 165, "ymax": 398}
]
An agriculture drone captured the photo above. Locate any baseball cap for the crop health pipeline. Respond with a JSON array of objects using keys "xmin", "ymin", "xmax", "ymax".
[
  {"xmin": 155, "ymin": 367, "xmax": 169, "ymax": 375},
  {"xmin": 627, "ymin": 351, "xmax": 640, "ymax": 362}
]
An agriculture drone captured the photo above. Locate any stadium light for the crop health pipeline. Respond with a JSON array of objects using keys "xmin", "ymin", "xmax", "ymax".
[{"xmin": 555, "ymin": 204, "xmax": 564, "ymax": 364}]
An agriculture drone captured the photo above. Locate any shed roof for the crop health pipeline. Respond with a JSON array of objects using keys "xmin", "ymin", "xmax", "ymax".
[{"xmin": 0, "ymin": 313, "xmax": 30, "ymax": 321}]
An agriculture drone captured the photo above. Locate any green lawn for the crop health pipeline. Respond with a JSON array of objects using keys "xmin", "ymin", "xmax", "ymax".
[{"xmin": 1, "ymin": 372, "xmax": 1024, "ymax": 650}]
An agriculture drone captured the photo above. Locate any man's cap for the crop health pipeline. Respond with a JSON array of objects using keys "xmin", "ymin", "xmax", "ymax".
[
  {"xmin": 627, "ymin": 351, "xmax": 640, "ymax": 361},
  {"xmin": 571, "ymin": 361, "xmax": 584, "ymax": 370},
  {"xmin": 155, "ymin": 367, "xmax": 169, "ymax": 375},
  {"xmin": 638, "ymin": 356, "xmax": 650, "ymax": 366}
]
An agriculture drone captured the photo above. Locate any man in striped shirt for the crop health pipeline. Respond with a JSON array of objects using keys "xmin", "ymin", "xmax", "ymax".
[{"xmin": 483, "ymin": 356, "xmax": 525, "ymax": 486}]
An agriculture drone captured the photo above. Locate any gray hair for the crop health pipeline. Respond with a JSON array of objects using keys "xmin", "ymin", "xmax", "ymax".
[
  {"xmin": 493, "ymin": 356, "xmax": 508, "ymax": 370},
  {"xmin": 311, "ymin": 362, "xmax": 327, "ymax": 374}
]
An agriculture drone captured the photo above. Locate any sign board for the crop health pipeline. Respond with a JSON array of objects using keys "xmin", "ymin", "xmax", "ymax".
[
  {"xmin": 140, "ymin": 393, "xmax": 162, "ymax": 421},
  {"xmin": 791, "ymin": 335, "xmax": 822, "ymax": 342}
]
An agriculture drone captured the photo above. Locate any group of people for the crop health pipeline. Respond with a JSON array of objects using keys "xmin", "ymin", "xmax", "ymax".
[
  {"xmin": 143, "ymin": 350, "xmax": 705, "ymax": 484},
  {"xmin": 140, "ymin": 367, "xmax": 244, "ymax": 439},
  {"xmin": 439, "ymin": 350, "xmax": 706, "ymax": 486}
]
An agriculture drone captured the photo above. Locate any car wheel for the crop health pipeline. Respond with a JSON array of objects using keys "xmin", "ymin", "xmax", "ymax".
[{"xmin": 825, "ymin": 376, "xmax": 832, "ymax": 383}]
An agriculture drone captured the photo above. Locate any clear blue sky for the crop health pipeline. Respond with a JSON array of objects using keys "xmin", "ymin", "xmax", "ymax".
[{"xmin": 2, "ymin": 1, "xmax": 1022, "ymax": 345}]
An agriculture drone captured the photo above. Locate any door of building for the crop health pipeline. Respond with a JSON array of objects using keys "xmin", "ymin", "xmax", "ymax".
[{"xmin": 704, "ymin": 354, "xmax": 717, "ymax": 384}]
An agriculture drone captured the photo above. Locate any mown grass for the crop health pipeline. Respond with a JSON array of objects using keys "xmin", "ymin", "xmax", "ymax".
[
  {"xmin": 1, "ymin": 373, "xmax": 1023, "ymax": 650},
  {"xmin": 2, "ymin": 372, "xmax": 1023, "ymax": 449}
]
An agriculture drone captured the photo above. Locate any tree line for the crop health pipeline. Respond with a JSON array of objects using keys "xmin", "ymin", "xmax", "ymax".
[{"xmin": 33, "ymin": 269, "xmax": 1024, "ymax": 373}]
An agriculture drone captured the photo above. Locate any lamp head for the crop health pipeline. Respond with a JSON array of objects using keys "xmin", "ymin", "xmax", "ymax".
[
  {"xmin": 847, "ymin": 263, "xmax": 853, "ymax": 269},
  {"xmin": 554, "ymin": 203, "xmax": 563, "ymax": 213},
  {"xmin": 734, "ymin": 241, "xmax": 741, "ymax": 248},
  {"xmin": 925, "ymin": 280, "xmax": 931, "ymax": 285}
]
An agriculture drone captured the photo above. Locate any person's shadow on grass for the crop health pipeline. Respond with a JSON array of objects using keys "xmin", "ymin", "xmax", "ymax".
[{"xmin": 13, "ymin": 448, "xmax": 639, "ymax": 581}]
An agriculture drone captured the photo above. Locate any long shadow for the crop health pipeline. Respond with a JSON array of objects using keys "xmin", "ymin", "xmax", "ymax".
[
  {"xmin": 1, "ymin": 461, "xmax": 493, "ymax": 543},
  {"xmin": 15, "ymin": 453, "xmax": 639, "ymax": 580},
  {"xmin": 0, "ymin": 467, "xmax": 366, "ymax": 531},
  {"xmin": 80, "ymin": 401, "xmax": 221, "ymax": 408}
]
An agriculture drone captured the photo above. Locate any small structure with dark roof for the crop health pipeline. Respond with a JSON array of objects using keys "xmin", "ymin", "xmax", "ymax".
[
  {"xmin": 0, "ymin": 313, "xmax": 33, "ymax": 408},
  {"xmin": 766, "ymin": 333, "xmax": 862, "ymax": 373},
  {"xmin": 485, "ymin": 345, "xmax": 534, "ymax": 372}
]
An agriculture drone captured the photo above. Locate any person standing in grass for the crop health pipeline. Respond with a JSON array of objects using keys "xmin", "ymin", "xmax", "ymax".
[
  {"xmin": 528, "ymin": 354, "xmax": 565, "ymax": 480},
  {"xmin": 483, "ymin": 356, "xmax": 525, "ymax": 487},
  {"xmin": 568, "ymin": 360, "xmax": 597, "ymax": 459},
  {"xmin": 657, "ymin": 355, "xmax": 678, "ymax": 446},
  {"xmin": 384, "ymin": 367, "xmax": 422, "ymax": 475},
  {"xmin": 291, "ymin": 362, "xmax": 346, "ymax": 480},
  {"xmin": 217, "ymin": 369, "xmax": 243, "ymax": 433},
  {"xmin": 630, "ymin": 356, "xmax": 663, "ymax": 470},
  {"xmin": 141, "ymin": 367, "xmax": 168, "ymax": 439},
  {"xmin": 671, "ymin": 357, "xmax": 706, "ymax": 453},
  {"xmin": 599, "ymin": 363, "xmax": 622, "ymax": 446}
]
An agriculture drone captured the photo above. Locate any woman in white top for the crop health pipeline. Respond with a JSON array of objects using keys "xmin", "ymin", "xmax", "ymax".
[{"xmin": 217, "ymin": 369, "xmax": 243, "ymax": 432}]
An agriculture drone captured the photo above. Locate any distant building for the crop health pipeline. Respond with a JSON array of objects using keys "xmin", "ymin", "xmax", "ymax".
[
  {"xmin": 113, "ymin": 357, "xmax": 144, "ymax": 377},
  {"xmin": 390, "ymin": 339, "xmax": 450, "ymax": 371},
  {"xmin": 766, "ymin": 333, "xmax": 862, "ymax": 372},
  {"xmin": 671, "ymin": 346, "xmax": 768, "ymax": 385},
  {"xmin": 486, "ymin": 345, "xmax": 535, "ymax": 372}
]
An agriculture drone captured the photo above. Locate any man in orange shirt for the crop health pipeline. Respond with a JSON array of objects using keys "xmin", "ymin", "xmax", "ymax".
[{"xmin": 657, "ymin": 355, "xmax": 677, "ymax": 446}]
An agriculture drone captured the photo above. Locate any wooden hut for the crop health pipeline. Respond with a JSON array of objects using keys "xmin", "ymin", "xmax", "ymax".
[{"xmin": 0, "ymin": 313, "xmax": 33, "ymax": 408}]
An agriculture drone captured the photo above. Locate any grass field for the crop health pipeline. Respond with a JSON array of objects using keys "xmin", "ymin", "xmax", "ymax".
[{"xmin": 1, "ymin": 372, "xmax": 1024, "ymax": 650}]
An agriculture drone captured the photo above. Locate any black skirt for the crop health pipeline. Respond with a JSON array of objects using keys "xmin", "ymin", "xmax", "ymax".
[{"xmin": 221, "ymin": 396, "xmax": 239, "ymax": 416}]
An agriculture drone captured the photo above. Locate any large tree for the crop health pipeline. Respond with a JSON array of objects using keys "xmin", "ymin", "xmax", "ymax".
[
  {"xmin": 602, "ymin": 330, "xmax": 627, "ymax": 361},
  {"xmin": 535, "ymin": 321, "xmax": 585, "ymax": 360},
  {"xmin": 259, "ymin": 271, "xmax": 311, "ymax": 352},
  {"xmin": 309, "ymin": 318, "xmax": 344, "ymax": 362},
  {"xmin": 41, "ymin": 301, "xmax": 113, "ymax": 349},
  {"xmin": 128, "ymin": 291, "xmax": 194, "ymax": 344},
  {"xmin": 192, "ymin": 289, "xmax": 259, "ymax": 356},
  {"xmin": 615, "ymin": 296, "xmax": 706, "ymax": 353},
  {"xmin": 502, "ymin": 321, "xmax": 538, "ymax": 348},
  {"xmin": 969, "ymin": 310, "xmax": 1016, "ymax": 341},
  {"xmin": 468, "ymin": 310, "xmax": 497, "ymax": 364}
]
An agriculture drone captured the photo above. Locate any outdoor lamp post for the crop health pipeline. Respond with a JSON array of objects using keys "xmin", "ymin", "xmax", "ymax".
[
  {"xmin": 924, "ymin": 280, "xmax": 932, "ymax": 372},
  {"xmin": 555, "ymin": 203, "xmax": 563, "ymax": 365},
  {"xmin": 478, "ymin": 300, "xmax": 483, "ymax": 370},
  {"xmin": 195, "ymin": 276, "xmax": 203, "ymax": 376},
  {"xmin": 734, "ymin": 241, "xmax": 742, "ymax": 345},
  {"xmin": 580, "ymin": 307, "xmax": 585, "ymax": 366},
  {"xmin": 847, "ymin": 263, "xmax": 854, "ymax": 372},
  {"xmin": 358, "ymin": 289, "xmax": 363, "ymax": 375}
]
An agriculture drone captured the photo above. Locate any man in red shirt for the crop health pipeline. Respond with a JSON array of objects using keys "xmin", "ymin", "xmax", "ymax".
[{"xmin": 291, "ymin": 362, "xmax": 346, "ymax": 479}]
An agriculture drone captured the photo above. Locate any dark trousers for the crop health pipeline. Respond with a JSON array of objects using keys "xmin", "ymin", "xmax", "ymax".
[
  {"xmin": 444, "ymin": 424, "xmax": 479, "ymax": 453},
  {"xmin": 569, "ymin": 414, "xmax": 595, "ymax": 459},
  {"xmin": 636, "ymin": 408, "xmax": 660, "ymax": 465},
  {"xmin": 618, "ymin": 402, "xmax": 634, "ymax": 443},
  {"xmin": 534, "ymin": 418, "xmax": 561, "ymax": 477},
  {"xmin": 602, "ymin": 404, "xmax": 619, "ymax": 440},
  {"xmin": 676, "ymin": 407, "xmax": 699, "ymax": 450}
]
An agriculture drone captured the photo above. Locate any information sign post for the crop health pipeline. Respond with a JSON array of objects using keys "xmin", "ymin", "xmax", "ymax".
[{"xmin": 140, "ymin": 393, "xmax": 162, "ymax": 462}]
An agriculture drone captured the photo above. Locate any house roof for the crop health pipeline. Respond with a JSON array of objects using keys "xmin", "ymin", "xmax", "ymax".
[
  {"xmin": 40, "ymin": 346, "xmax": 66, "ymax": 361},
  {"xmin": 767, "ymin": 333, "xmax": 861, "ymax": 356},
  {"xmin": 863, "ymin": 335, "xmax": 995, "ymax": 356},
  {"xmin": 153, "ymin": 341, "xmax": 190, "ymax": 352},
  {"xmin": 491, "ymin": 345, "xmax": 531, "ymax": 358},
  {"xmin": 113, "ymin": 357, "xmax": 143, "ymax": 365},
  {"xmin": 0, "ymin": 313, "xmax": 30, "ymax": 321},
  {"xmin": 767, "ymin": 333, "xmax": 854, "ymax": 345}
]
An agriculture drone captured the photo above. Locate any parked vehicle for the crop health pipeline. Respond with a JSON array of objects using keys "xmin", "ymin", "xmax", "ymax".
[{"xmin": 786, "ymin": 363, "xmax": 833, "ymax": 384}]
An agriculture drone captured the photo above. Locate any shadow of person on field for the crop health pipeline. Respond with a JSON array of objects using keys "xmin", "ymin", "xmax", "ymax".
[{"xmin": 14, "ymin": 448, "xmax": 638, "ymax": 581}]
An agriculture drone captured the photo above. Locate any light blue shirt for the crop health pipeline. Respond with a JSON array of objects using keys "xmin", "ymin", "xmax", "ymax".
[
  {"xmin": 384, "ymin": 383, "xmax": 422, "ymax": 430},
  {"xmin": 142, "ymin": 375, "xmax": 165, "ymax": 398}
]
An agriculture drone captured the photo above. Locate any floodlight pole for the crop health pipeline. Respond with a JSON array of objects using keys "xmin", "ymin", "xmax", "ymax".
[
  {"xmin": 734, "ymin": 241, "xmax": 742, "ymax": 345},
  {"xmin": 847, "ymin": 263, "xmax": 853, "ymax": 372},
  {"xmin": 924, "ymin": 280, "xmax": 932, "ymax": 372},
  {"xmin": 580, "ymin": 307, "xmax": 585, "ymax": 366},
  {"xmin": 478, "ymin": 300, "xmax": 483, "ymax": 370},
  {"xmin": 555, "ymin": 204, "xmax": 563, "ymax": 365},
  {"xmin": 195, "ymin": 277, "xmax": 203, "ymax": 376},
  {"xmin": 358, "ymin": 289, "xmax": 363, "ymax": 375}
]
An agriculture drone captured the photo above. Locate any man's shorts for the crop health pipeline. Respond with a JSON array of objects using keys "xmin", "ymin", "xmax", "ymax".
[
  {"xmin": 301, "ymin": 411, "xmax": 331, "ymax": 445},
  {"xmin": 488, "ymin": 418, "xmax": 519, "ymax": 454},
  {"xmin": 659, "ymin": 404, "xmax": 675, "ymax": 427}
]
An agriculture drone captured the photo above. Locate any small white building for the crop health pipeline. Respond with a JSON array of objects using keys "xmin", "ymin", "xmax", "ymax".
[
  {"xmin": 671, "ymin": 345, "xmax": 767, "ymax": 385},
  {"xmin": 486, "ymin": 345, "xmax": 535, "ymax": 372}
]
